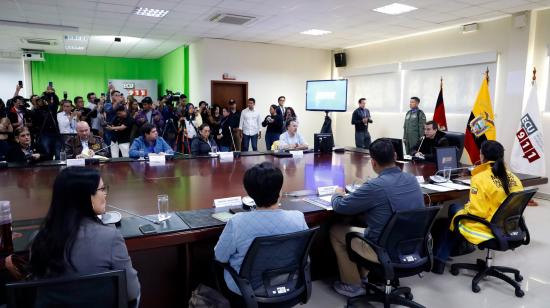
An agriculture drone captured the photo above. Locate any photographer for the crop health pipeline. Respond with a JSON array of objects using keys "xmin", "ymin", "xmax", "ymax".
[
  {"xmin": 31, "ymin": 89, "xmax": 61, "ymax": 160},
  {"xmin": 7, "ymin": 95, "xmax": 31, "ymax": 130},
  {"xmin": 74, "ymin": 96, "xmax": 92, "ymax": 127}
]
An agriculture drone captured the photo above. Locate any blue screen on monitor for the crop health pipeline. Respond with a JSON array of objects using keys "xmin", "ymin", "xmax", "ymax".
[{"xmin": 306, "ymin": 79, "xmax": 348, "ymax": 112}]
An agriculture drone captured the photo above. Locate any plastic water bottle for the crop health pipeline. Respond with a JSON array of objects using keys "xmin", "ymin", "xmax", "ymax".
[{"xmin": 0, "ymin": 201, "xmax": 13, "ymax": 253}]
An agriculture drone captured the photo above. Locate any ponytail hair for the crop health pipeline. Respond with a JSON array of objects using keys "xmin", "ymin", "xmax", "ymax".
[{"xmin": 480, "ymin": 140, "xmax": 510, "ymax": 194}]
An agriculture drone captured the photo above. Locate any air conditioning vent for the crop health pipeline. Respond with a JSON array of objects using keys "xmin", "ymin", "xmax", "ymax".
[
  {"xmin": 21, "ymin": 38, "xmax": 57, "ymax": 46},
  {"xmin": 209, "ymin": 13, "xmax": 256, "ymax": 25}
]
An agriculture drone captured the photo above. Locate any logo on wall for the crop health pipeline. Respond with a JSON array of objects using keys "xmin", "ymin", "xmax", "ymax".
[{"xmin": 128, "ymin": 89, "xmax": 148, "ymax": 96}]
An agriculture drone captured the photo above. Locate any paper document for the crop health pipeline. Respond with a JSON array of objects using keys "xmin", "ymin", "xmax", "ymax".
[
  {"xmin": 211, "ymin": 212, "xmax": 234, "ymax": 222},
  {"xmin": 455, "ymin": 178, "xmax": 471, "ymax": 185},
  {"xmin": 420, "ymin": 184, "xmax": 455, "ymax": 192},
  {"xmin": 303, "ymin": 196, "xmax": 333, "ymax": 210},
  {"xmin": 436, "ymin": 182, "xmax": 470, "ymax": 190}
]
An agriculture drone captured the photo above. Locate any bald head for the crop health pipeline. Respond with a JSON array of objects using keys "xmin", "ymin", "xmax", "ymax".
[{"xmin": 76, "ymin": 121, "xmax": 90, "ymax": 140}]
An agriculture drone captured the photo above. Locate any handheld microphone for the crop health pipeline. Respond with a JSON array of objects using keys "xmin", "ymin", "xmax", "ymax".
[{"xmin": 107, "ymin": 204, "xmax": 162, "ymax": 224}]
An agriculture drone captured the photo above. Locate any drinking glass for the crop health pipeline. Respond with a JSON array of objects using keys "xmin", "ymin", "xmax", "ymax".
[
  {"xmin": 443, "ymin": 167, "xmax": 452, "ymax": 182},
  {"xmin": 157, "ymin": 194, "xmax": 171, "ymax": 222},
  {"xmin": 59, "ymin": 151, "xmax": 67, "ymax": 163},
  {"xmin": 211, "ymin": 145, "xmax": 218, "ymax": 154}
]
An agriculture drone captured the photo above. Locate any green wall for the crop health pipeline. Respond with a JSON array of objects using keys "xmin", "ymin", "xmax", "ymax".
[
  {"xmin": 31, "ymin": 46, "xmax": 189, "ymax": 99},
  {"xmin": 159, "ymin": 45, "xmax": 185, "ymax": 96}
]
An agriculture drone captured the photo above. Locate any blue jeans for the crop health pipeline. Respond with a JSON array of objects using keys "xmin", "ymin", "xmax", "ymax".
[
  {"xmin": 434, "ymin": 203, "xmax": 465, "ymax": 262},
  {"xmin": 242, "ymin": 134, "xmax": 258, "ymax": 152},
  {"xmin": 219, "ymin": 146, "xmax": 231, "ymax": 152},
  {"xmin": 265, "ymin": 132, "xmax": 280, "ymax": 151},
  {"xmin": 355, "ymin": 130, "xmax": 371, "ymax": 149},
  {"xmin": 39, "ymin": 133, "xmax": 62, "ymax": 160}
]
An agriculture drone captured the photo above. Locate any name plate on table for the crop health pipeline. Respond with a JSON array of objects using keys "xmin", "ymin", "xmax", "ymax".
[
  {"xmin": 219, "ymin": 152, "xmax": 234, "ymax": 162},
  {"xmin": 289, "ymin": 150, "xmax": 303, "ymax": 158},
  {"xmin": 66, "ymin": 158, "xmax": 85, "ymax": 166},
  {"xmin": 317, "ymin": 185, "xmax": 338, "ymax": 196},
  {"xmin": 148, "ymin": 154, "xmax": 166, "ymax": 165},
  {"xmin": 213, "ymin": 196, "xmax": 242, "ymax": 208}
]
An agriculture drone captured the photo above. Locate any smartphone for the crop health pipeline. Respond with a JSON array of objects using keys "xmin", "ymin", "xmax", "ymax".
[
  {"xmin": 48, "ymin": 81, "xmax": 53, "ymax": 87},
  {"xmin": 63, "ymin": 91, "xmax": 67, "ymax": 100},
  {"xmin": 139, "ymin": 224, "xmax": 156, "ymax": 234},
  {"xmin": 18, "ymin": 80, "xmax": 23, "ymax": 88}
]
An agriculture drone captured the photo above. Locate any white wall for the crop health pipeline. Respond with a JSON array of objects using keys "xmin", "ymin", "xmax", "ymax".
[
  {"xmin": 334, "ymin": 10, "xmax": 550, "ymax": 194},
  {"xmin": 189, "ymin": 38, "xmax": 331, "ymax": 151},
  {"xmin": 0, "ymin": 58, "xmax": 26, "ymax": 102}
]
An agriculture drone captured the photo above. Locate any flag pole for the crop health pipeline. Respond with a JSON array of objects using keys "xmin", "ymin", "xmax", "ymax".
[
  {"xmin": 485, "ymin": 67, "xmax": 490, "ymax": 84},
  {"xmin": 440, "ymin": 76, "xmax": 443, "ymax": 89},
  {"xmin": 532, "ymin": 67, "xmax": 537, "ymax": 85}
]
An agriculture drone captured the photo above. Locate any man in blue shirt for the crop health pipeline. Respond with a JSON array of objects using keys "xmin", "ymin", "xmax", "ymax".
[
  {"xmin": 129, "ymin": 123, "xmax": 173, "ymax": 158},
  {"xmin": 351, "ymin": 98, "xmax": 373, "ymax": 149},
  {"xmin": 330, "ymin": 138, "xmax": 424, "ymax": 297}
]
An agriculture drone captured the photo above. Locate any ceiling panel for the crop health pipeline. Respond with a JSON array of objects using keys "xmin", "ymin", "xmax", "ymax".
[{"xmin": 0, "ymin": 0, "xmax": 548, "ymax": 57}]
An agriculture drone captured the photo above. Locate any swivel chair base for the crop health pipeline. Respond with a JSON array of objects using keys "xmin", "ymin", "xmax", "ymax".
[
  {"xmin": 450, "ymin": 251, "xmax": 524, "ymax": 297},
  {"xmin": 346, "ymin": 280, "xmax": 424, "ymax": 308}
]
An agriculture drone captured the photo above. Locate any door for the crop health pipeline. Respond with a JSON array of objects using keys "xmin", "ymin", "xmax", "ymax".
[{"xmin": 211, "ymin": 81, "xmax": 248, "ymax": 111}]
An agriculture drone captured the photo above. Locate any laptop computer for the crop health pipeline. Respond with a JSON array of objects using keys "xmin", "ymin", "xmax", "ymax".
[{"xmin": 435, "ymin": 146, "xmax": 458, "ymax": 171}]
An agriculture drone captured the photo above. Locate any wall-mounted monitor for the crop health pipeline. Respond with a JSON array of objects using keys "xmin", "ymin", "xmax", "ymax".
[{"xmin": 306, "ymin": 79, "xmax": 348, "ymax": 112}]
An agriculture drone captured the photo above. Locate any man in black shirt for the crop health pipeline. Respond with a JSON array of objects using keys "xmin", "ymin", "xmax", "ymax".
[
  {"xmin": 106, "ymin": 106, "xmax": 134, "ymax": 158},
  {"xmin": 351, "ymin": 98, "xmax": 373, "ymax": 149},
  {"xmin": 412, "ymin": 120, "xmax": 449, "ymax": 162},
  {"xmin": 226, "ymin": 99, "xmax": 241, "ymax": 151}
]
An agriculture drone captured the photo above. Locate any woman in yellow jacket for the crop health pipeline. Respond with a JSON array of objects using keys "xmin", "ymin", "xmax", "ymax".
[{"xmin": 432, "ymin": 140, "xmax": 523, "ymax": 274}]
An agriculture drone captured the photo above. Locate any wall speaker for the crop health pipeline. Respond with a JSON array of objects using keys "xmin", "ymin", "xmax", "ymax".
[{"xmin": 334, "ymin": 52, "xmax": 346, "ymax": 67}]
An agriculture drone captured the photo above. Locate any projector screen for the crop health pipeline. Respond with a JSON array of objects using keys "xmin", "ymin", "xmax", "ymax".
[{"xmin": 306, "ymin": 79, "xmax": 348, "ymax": 112}]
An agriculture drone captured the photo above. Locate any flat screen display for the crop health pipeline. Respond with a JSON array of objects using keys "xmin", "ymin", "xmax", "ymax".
[{"xmin": 306, "ymin": 79, "xmax": 348, "ymax": 112}]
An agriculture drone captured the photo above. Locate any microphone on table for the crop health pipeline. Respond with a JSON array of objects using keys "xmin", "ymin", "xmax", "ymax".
[
  {"xmin": 430, "ymin": 166, "xmax": 474, "ymax": 183},
  {"xmin": 416, "ymin": 136, "xmax": 425, "ymax": 153},
  {"xmin": 107, "ymin": 204, "xmax": 162, "ymax": 224}
]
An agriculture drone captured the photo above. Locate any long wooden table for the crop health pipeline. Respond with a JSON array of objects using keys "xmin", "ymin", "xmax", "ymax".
[{"xmin": 1, "ymin": 151, "xmax": 547, "ymax": 307}]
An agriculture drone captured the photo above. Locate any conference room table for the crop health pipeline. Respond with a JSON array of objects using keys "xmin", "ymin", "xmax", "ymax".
[{"xmin": 1, "ymin": 149, "xmax": 547, "ymax": 307}]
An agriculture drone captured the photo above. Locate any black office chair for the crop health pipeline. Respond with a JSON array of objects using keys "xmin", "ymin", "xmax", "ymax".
[
  {"xmin": 216, "ymin": 227, "xmax": 319, "ymax": 308},
  {"xmin": 345, "ymin": 207, "xmax": 441, "ymax": 308},
  {"xmin": 444, "ymin": 131, "xmax": 465, "ymax": 160},
  {"xmin": 450, "ymin": 188, "xmax": 537, "ymax": 297},
  {"xmin": 6, "ymin": 270, "xmax": 128, "ymax": 308}
]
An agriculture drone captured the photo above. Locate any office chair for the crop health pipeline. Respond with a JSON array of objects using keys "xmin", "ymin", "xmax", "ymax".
[
  {"xmin": 444, "ymin": 131, "xmax": 465, "ymax": 160},
  {"xmin": 6, "ymin": 270, "xmax": 128, "ymax": 308},
  {"xmin": 345, "ymin": 207, "xmax": 441, "ymax": 308},
  {"xmin": 216, "ymin": 227, "xmax": 319, "ymax": 308},
  {"xmin": 450, "ymin": 188, "xmax": 537, "ymax": 297}
]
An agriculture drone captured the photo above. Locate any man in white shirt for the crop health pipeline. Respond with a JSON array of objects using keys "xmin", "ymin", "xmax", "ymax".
[
  {"xmin": 238, "ymin": 98, "xmax": 262, "ymax": 151},
  {"xmin": 57, "ymin": 100, "xmax": 77, "ymax": 135},
  {"xmin": 279, "ymin": 119, "xmax": 308, "ymax": 150}
]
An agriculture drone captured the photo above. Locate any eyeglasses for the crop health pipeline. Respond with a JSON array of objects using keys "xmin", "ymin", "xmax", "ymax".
[{"xmin": 97, "ymin": 185, "xmax": 109, "ymax": 193}]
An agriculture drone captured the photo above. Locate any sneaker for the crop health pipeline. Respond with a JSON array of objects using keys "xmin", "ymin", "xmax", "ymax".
[{"xmin": 332, "ymin": 281, "xmax": 366, "ymax": 297}]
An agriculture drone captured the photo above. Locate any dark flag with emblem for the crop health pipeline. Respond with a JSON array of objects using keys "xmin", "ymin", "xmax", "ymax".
[
  {"xmin": 464, "ymin": 72, "xmax": 496, "ymax": 164},
  {"xmin": 433, "ymin": 78, "xmax": 447, "ymax": 131}
]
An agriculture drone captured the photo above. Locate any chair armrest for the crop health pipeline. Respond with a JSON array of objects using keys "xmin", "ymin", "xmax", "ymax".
[
  {"xmin": 453, "ymin": 214, "xmax": 508, "ymax": 250},
  {"xmin": 520, "ymin": 217, "xmax": 530, "ymax": 245},
  {"xmin": 345, "ymin": 232, "xmax": 395, "ymax": 280},
  {"xmin": 214, "ymin": 260, "xmax": 258, "ymax": 308}
]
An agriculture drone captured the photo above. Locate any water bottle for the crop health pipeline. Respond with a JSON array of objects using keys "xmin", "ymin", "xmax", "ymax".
[{"xmin": 0, "ymin": 201, "xmax": 13, "ymax": 253}]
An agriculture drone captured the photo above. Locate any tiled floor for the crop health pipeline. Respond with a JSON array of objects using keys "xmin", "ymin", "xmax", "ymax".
[{"xmin": 303, "ymin": 198, "xmax": 550, "ymax": 308}]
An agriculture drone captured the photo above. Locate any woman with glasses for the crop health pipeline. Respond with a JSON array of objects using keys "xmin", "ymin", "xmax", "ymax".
[{"xmin": 29, "ymin": 167, "xmax": 141, "ymax": 304}]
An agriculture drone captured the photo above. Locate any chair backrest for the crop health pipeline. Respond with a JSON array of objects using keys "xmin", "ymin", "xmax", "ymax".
[
  {"xmin": 444, "ymin": 131, "xmax": 465, "ymax": 160},
  {"xmin": 378, "ymin": 207, "xmax": 440, "ymax": 269},
  {"xmin": 6, "ymin": 270, "xmax": 128, "ymax": 308},
  {"xmin": 239, "ymin": 227, "xmax": 318, "ymax": 299},
  {"xmin": 489, "ymin": 188, "xmax": 537, "ymax": 242}
]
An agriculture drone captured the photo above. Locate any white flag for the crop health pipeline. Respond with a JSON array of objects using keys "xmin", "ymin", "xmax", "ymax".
[{"xmin": 511, "ymin": 83, "xmax": 546, "ymax": 176}]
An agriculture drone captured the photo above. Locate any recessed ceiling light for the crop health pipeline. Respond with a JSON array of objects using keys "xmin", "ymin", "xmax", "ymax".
[
  {"xmin": 65, "ymin": 45, "xmax": 85, "ymax": 50},
  {"xmin": 373, "ymin": 3, "xmax": 417, "ymax": 15},
  {"xmin": 300, "ymin": 29, "xmax": 331, "ymax": 36},
  {"xmin": 133, "ymin": 7, "xmax": 169, "ymax": 18},
  {"xmin": 64, "ymin": 35, "xmax": 87, "ymax": 41}
]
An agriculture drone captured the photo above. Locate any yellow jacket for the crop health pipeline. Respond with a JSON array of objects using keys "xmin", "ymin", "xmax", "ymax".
[{"xmin": 451, "ymin": 162, "xmax": 523, "ymax": 244}]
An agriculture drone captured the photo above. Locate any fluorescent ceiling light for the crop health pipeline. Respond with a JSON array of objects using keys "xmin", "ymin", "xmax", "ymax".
[
  {"xmin": 65, "ymin": 45, "xmax": 85, "ymax": 50},
  {"xmin": 300, "ymin": 29, "xmax": 331, "ymax": 36},
  {"xmin": 64, "ymin": 35, "xmax": 87, "ymax": 41},
  {"xmin": 373, "ymin": 3, "xmax": 417, "ymax": 15},
  {"xmin": 0, "ymin": 19, "xmax": 78, "ymax": 32},
  {"xmin": 133, "ymin": 7, "xmax": 169, "ymax": 18}
]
